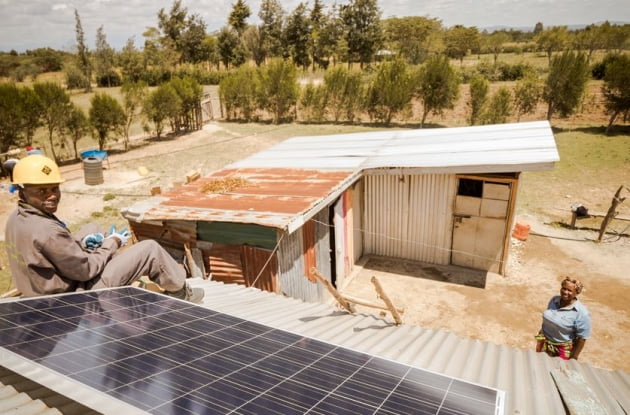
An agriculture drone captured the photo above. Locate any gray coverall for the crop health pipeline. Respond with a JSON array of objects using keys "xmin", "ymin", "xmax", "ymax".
[{"xmin": 5, "ymin": 201, "xmax": 186, "ymax": 297}]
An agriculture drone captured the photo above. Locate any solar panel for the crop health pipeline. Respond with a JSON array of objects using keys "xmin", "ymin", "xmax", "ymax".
[{"xmin": 0, "ymin": 287, "xmax": 505, "ymax": 414}]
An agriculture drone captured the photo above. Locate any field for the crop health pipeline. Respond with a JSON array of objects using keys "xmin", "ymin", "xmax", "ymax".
[{"xmin": 1, "ymin": 70, "xmax": 629, "ymax": 372}]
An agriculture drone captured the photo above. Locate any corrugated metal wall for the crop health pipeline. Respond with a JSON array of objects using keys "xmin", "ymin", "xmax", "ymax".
[
  {"xmin": 277, "ymin": 210, "xmax": 331, "ymax": 302},
  {"xmin": 363, "ymin": 174, "xmax": 457, "ymax": 264},
  {"xmin": 352, "ymin": 180, "xmax": 364, "ymax": 264}
]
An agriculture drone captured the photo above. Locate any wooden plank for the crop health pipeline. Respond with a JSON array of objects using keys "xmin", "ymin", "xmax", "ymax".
[
  {"xmin": 310, "ymin": 267, "xmax": 356, "ymax": 313},
  {"xmin": 550, "ymin": 368, "xmax": 607, "ymax": 415}
]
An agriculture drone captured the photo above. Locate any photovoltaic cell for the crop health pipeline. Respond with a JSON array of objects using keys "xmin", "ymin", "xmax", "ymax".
[{"xmin": 0, "ymin": 287, "xmax": 504, "ymax": 414}]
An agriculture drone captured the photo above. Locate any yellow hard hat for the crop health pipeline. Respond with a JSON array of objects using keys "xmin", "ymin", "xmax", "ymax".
[{"xmin": 12, "ymin": 154, "xmax": 65, "ymax": 185}]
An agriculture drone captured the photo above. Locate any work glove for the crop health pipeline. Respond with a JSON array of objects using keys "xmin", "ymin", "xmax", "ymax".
[
  {"xmin": 106, "ymin": 225, "xmax": 131, "ymax": 246},
  {"xmin": 81, "ymin": 233, "xmax": 104, "ymax": 250}
]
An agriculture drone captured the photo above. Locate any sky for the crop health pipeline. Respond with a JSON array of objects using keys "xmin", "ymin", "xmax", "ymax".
[{"xmin": 0, "ymin": 0, "xmax": 628, "ymax": 52}]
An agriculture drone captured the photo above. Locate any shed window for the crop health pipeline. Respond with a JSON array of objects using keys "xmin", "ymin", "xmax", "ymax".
[{"xmin": 458, "ymin": 178, "xmax": 483, "ymax": 198}]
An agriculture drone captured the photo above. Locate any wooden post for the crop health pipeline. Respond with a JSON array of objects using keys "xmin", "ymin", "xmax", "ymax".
[
  {"xmin": 598, "ymin": 185, "xmax": 626, "ymax": 241},
  {"xmin": 370, "ymin": 276, "xmax": 404, "ymax": 325},
  {"xmin": 310, "ymin": 267, "xmax": 356, "ymax": 313}
]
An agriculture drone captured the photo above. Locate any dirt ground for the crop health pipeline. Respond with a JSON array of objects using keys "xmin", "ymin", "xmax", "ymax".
[{"xmin": 1, "ymin": 119, "xmax": 629, "ymax": 374}]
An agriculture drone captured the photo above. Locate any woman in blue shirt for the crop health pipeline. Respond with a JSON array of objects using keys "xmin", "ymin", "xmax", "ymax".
[{"xmin": 536, "ymin": 276, "xmax": 591, "ymax": 360}]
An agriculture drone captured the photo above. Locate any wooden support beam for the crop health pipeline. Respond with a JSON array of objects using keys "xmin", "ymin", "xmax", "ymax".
[
  {"xmin": 184, "ymin": 243, "xmax": 205, "ymax": 279},
  {"xmin": 598, "ymin": 185, "xmax": 627, "ymax": 241},
  {"xmin": 310, "ymin": 267, "xmax": 356, "ymax": 313},
  {"xmin": 371, "ymin": 276, "xmax": 404, "ymax": 325},
  {"xmin": 342, "ymin": 293, "xmax": 405, "ymax": 314}
]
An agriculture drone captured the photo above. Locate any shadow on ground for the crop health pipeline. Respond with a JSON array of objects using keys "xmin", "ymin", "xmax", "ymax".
[{"xmin": 362, "ymin": 255, "xmax": 488, "ymax": 289}]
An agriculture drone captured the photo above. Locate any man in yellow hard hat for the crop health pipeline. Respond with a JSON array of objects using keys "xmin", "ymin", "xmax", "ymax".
[{"xmin": 5, "ymin": 154, "xmax": 203, "ymax": 302}]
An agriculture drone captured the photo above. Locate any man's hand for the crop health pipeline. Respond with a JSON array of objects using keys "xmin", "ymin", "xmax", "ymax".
[
  {"xmin": 106, "ymin": 226, "xmax": 131, "ymax": 247},
  {"xmin": 81, "ymin": 233, "xmax": 104, "ymax": 250}
]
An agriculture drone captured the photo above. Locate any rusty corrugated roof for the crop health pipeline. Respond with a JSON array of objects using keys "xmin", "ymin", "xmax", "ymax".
[{"xmin": 126, "ymin": 168, "xmax": 359, "ymax": 232}]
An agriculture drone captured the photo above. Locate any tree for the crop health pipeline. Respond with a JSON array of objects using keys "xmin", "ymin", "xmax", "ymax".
[
  {"xmin": 602, "ymin": 54, "xmax": 630, "ymax": 134},
  {"xmin": 74, "ymin": 9, "xmax": 92, "ymax": 92},
  {"xmin": 0, "ymin": 83, "xmax": 27, "ymax": 153},
  {"xmin": 468, "ymin": 75, "xmax": 489, "ymax": 125},
  {"xmin": 513, "ymin": 73, "xmax": 543, "ymax": 121},
  {"xmin": 481, "ymin": 87, "xmax": 512, "ymax": 124},
  {"xmin": 229, "ymin": 0, "xmax": 251, "ymax": 36},
  {"xmin": 364, "ymin": 59, "xmax": 414, "ymax": 125},
  {"xmin": 573, "ymin": 24, "xmax": 607, "ymax": 62},
  {"xmin": 535, "ymin": 26, "xmax": 569, "ymax": 63},
  {"xmin": 65, "ymin": 105, "xmax": 90, "ymax": 160},
  {"xmin": 169, "ymin": 77, "xmax": 203, "ymax": 132},
  {"xmin": 485, "ymin": 31, "xmax": 510, "ymax": 64},
  {"xmin": 218, "ymin": 27, "xmax": 244, "ymax": 69},
  {"xmin": 31, "ymin": 48, "xmax": 63, "ymax": 73},
  {"xmin": 543, "ymin": 51, "xmax": 589, "ymax": 121},
  {"xmin": 89, "ymin": 93, "xmax": 126, "ymax": 151},
  {"xmin": 144, "ymin": 84, "xmax": 181, "ymax": 139},
  {"xmin": 340, "ymin": 0, "xmax": 383, "ymax": 68},
  {"xmin": 33, "ymin": 82, "xmax": 73, "ymax": 161},
  {"xmin": 284, "ymin": 2, "xmax": 312, "ymax": 69},
  {"xmin": 243, "ymin": 26, "xmax": 265, "ymax": 66},
  {"xmin": 383, "ymin": 16, "xmax": 442, "ymax": 65},
  {"xmin": 259, "ymin": 0, "xmax": 285, "ymax": 60},
  {"xmin": 323, "ymin": 66, "xmax": 363, "ymax": 122},
  {"xmin": 94, "ymin": 26, "xmax": 117, "ymax": 87},
  {"xmin": 121, "ymin": 80, "xmax": 148, "ymax": 151},
  {"xmin": 445, "ymin": 25, "xmax": 480, "ymax": 65},
  {"xmin": 219, "ymin": 66, "xmax": 259, "ymax": 121},
  {"xmin": 309, "ymin": 0, "xmax": 331, "ymax": 70},
  {"xmin": 415, "ymin": 54, "xmax": 460, "ymax": 127},
  {"xmin": 19, "ymin": 86, "xmax": 43, "ymax": 146},
  {"xmin": 158, "ymin": 0, "xmax": 209, "ymax": 64},
  {"xmin": 119, "ymin": 38, "xmax": 145, "ymax": 83},
  {"xmin": 533, "ymin": 22, "xmax": 544, "ymax": 35},
  {"xmin": 256, "ymin": 58, "xmax": 298, "ymax": 123}
]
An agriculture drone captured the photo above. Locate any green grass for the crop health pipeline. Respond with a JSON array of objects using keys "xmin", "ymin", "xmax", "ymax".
[{"xmin": 517, "ymin": 129, "xmax": 630, "ymax": 216}]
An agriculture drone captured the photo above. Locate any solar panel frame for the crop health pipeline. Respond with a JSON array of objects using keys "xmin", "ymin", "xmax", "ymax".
[{"xmin": 0, "ymin": 287, "xmax": 505, "ymax": 414}]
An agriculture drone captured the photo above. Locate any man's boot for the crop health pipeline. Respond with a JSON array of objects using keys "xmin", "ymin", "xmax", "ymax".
[{"xmin": 166, "ymin": 282, "xmax": 204, "ymax": 304}]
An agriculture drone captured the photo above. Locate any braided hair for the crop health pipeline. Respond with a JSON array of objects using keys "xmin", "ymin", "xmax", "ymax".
[{"xmin": 562, "ymin": 276, "xmax": 584, "ymax": 294}]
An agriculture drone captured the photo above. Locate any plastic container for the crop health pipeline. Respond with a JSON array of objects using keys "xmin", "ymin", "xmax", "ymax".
[
  {"xmin": 512, "ymin": 222, "xmax": 531, "ymax": 241},
  {"xmin": 83, "ymin": 157, "xmax": 104, "ymax": 185}
]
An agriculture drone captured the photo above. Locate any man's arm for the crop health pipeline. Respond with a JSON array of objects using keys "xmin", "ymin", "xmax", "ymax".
[{"xmin": 41, "ymin": 225, "xmax": 119, "ymax": 281}]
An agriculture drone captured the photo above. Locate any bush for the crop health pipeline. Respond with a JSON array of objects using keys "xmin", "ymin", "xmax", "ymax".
[
  {"xmin": 96, "ymin": 71, "xmax": 122, "ymax": 87},
  {"xmin": 299, "ymin": 83, "xmax": 328, "ymax": 122},
  {"xmin": 592, "ymin": 53, "xmax": 624, "ymax": 80},
  {"xmin": 496, "ymin": 62, "xmax": 536, "ymax": 81},
  {"xmin": 219, "ymin": 66, "xmax": 259, "ymax": 121},
  {"xmin": 173, "ymin": 65, "xmax": 228, "ymax": 85},
  {"xmin": 65, "ymin": 65, "xmax": 90, "ymax": 90}
]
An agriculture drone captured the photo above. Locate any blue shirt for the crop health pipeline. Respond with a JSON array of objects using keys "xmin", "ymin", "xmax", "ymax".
[{"xmin": 541, "ymin": 296, "xmax": 591, "ymax": 342}]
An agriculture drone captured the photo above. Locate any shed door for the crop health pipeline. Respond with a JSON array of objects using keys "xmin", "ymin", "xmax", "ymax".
[{"xmin": 451, "ymin": 179, "xmax": 510, "ymax": 272}]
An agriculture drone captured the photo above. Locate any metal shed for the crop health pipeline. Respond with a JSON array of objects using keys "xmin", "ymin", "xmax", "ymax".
[{"xmin": 122, "ymin": 121, "xmax": 559, "ymax": 302}]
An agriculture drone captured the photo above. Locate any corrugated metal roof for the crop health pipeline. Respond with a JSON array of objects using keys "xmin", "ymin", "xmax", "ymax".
[
  {"xmin": 122, "ymin": 121, "xmax": 558, "ymax": 230},
  {"xmin": 123, "ymin": 168, "xmax": 359, "ymax": 233},
  {"xmin": 3, "ymin": 279, "xmax": 628, "ymax": 414},
  {"xmin": 229, "ymin": 121, "xmax": 559, "ymax": 173}
]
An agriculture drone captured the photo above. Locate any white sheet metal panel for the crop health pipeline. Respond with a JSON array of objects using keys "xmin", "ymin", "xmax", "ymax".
[
  {"xmin": 229, "ymin": 121, "xmax": 559, "ymax": 173},
  {"xmin": 364, "ymin": 174, "xmax": 456, "ymax": 264}
]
